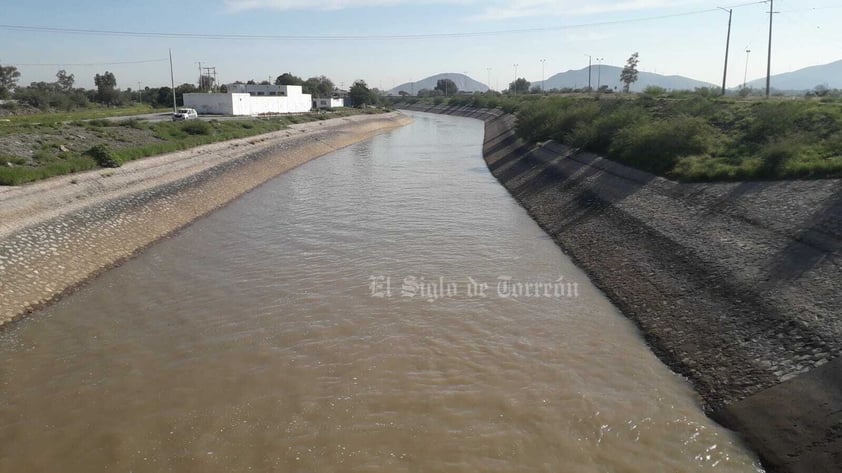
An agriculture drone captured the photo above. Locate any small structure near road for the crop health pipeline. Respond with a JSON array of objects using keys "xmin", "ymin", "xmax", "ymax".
[
  {"xmin": 313, "ymin": 97, "xmax": 346, "ymax": 110},
  {"xmin": 184, "ymin": 84, "xmax": 312, "ymax": 116}
]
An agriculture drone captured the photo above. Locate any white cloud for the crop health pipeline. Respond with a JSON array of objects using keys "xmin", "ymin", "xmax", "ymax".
[{"xmin": 224, "ymin": 0, "xmax": 707, "ymax": 17}]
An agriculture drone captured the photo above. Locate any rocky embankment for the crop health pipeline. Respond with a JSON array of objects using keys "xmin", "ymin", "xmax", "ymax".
[
  {"xmin": 0, "ymin": 112, "xmax": 412, "ymax": 327},
  {"xmin": 401, "ymin": 104, "xmax": 842, "ymax": 473}
]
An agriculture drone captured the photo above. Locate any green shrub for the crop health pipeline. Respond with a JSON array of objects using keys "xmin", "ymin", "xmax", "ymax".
[
  {"xmin": 0, "ymin": 156, "xmax": 98, "ymax": 186},
  {"xmin": 86, "ymin": 119, "xmax": 111, "ymax": 128},
  {"xmin": 588, "ymin": 105, "xmax": 647, "ymax": 153},
  {"xmin": 32, "ymin": 148, "xmax": 55, "ymax": 163},
  {"xmin": 756, "ymin": 138, "xmax": 801, "ymax": 178},
  {"xmin": 85, "ymin": 144, "xmax": 120, "ymax": 168},
  {"xmin": 1, "ymin": 156, "xmax": 27, "ymax": 166},
  {"xmin": 118, "ymin": 118, "xmax": 144, "ymax": 129},
  {"xmin": 609, "ymin": 116, "xmax": 715, "ymax": 175},
  {"xmin": 643, "ymin": 86, "xmax": 667, "ymax": 96},
  {"xmin": 181, "ymin": 121, "xmax": 211, "ymax": 135},
  {"xmin": 741, "ymin": 102, "xmax": 802, "ymax": 143}
]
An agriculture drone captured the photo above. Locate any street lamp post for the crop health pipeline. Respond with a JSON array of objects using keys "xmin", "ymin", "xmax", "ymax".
[
  {"xmin": 513, "ymin": 63, "xmax": 519, "ymax": 95},
  {"xmin": 540, "ymin": 58, "xmax": 546, "ymax": 94},
  {"xmin": 743, "ymin": 49, "xmax": 751, "ymax": 90}
]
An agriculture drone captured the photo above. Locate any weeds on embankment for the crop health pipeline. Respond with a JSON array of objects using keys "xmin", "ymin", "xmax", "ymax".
[
  {"xmin": 401, "ymin": 94, "xmax": 842, "ymax": 182},
  {"xmin": 0, "ymin": 108, "xmax": 386, "ymax": 186}
]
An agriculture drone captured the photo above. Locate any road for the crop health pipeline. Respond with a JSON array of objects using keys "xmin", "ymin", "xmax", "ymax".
[{"xmin": 103, "ymin": 112, "xmax": 260, "ymax": 123}]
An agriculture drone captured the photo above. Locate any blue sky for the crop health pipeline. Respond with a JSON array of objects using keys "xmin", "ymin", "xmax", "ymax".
[{"xmin": 2, "ymin": 0, "xmax": 841, "ymax": 91}]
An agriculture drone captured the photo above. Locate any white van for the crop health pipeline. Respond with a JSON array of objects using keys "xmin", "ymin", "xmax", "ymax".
[{"xmin": 172, "ymin": 108, "xmax": 198, "ymax": 121}]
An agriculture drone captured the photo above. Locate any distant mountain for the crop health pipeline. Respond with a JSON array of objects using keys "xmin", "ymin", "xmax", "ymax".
[
  {"xmin": 743, "ymin": 59, "xmax": 842, "ymax": 92},
  {"xmin": 389, "ymin": 73, "xmax": 489, "ymax": 95},
  {"xmin": 541, "ymin": 66, "xmax": 717, "ymax": 92}
]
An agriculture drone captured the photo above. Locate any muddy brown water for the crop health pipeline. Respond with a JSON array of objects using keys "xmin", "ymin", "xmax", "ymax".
[{"xmin": 0, "ymin": 112, "xmax": 762, "ymax": 472}]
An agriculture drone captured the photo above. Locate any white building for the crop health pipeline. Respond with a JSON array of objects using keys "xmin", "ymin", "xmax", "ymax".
[
  {"xmin": 184, "ymin": 84, "xmax": 312, "ymax": 116},
  {"xmin": 313, "ymin": 97, "xmax": 346, "ymax": 110}
]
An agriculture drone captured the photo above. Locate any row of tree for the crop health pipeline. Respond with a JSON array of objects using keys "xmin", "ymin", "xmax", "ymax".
[
  {"xmin": 0, "ymin": 62, "xmax": 389, "ymax": 111},
  {"xmin": 1, "ymin": 63, "xmax": 151, "ymax": 109}
]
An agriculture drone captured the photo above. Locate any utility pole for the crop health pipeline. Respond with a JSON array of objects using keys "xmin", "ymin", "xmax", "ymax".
[
  {"xmin": 766, "ymin": 0, "xmax": 776, "ymax": 97},
  {"xmin": 202, "ymin": 66, "xmax": 217, "ymax": 92},
  {"xmin": 487, "ymin": 67, "xmax": 492, "ymax": 93},
  {"xmin": 137, "ymin": 82, "xmax": 142, "ymax": 104},
  {"xmin": 584, "ymin": 54, "xmax": 592, "ymax": 91},
  {"xmin": 169, "ymin": 49, "xmax": 176, "ymax": 113},
  {"xmin": 198, "ymin": 62, "xmax": 202, "ymax": 91},
  {"xmin": 719, "ymin": 7, "xmax": 733, "ymax": 96},
  {"xmin": 540, "ymin": 58, "xmax": 546, "ymax": 94}
]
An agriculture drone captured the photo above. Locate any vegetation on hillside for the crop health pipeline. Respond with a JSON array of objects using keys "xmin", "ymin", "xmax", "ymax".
[{"xmin": 395, "ymin": 92, "xmax": 842, "ymax": 181}]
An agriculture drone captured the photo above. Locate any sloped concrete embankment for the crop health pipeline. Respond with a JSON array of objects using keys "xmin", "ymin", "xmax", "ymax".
[
  {"xmin": 400, "ymin": 104, "xmax": 842, "ymax": 473},
  {"xmin": 0, "ymin": 112, "xmax": 412, "ymax": 328}
]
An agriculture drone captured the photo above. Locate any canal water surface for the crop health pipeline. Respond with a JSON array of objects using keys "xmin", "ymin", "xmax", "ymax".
[{"xmin": 0, "ymin": 112, "xmax": 762, "ymax": 472}]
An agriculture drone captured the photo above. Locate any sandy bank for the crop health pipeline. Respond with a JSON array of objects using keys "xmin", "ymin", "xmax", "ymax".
[
  {"xmin": 0, "ymin": 112, "xmax": 412, "ymax": 327},
  {"xmin": 400, "ymin": 104, "xmax": 842, "ymax": 473}
]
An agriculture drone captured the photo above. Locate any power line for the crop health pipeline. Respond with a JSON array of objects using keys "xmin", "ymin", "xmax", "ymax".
[
  {"xmin": 10, "ymin": 58, "xmax": 169, "ymax": 67},
  {"xmin": 0, "ymin": 3, "xmax": 770, "ymax": 42}
]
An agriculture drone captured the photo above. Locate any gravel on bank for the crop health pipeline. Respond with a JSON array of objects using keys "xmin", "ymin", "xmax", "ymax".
[
  {"xmin": 400, "ymin": 104, "xmax": 842, "ymax": 473},
  {"xmin": 0, "ymin": 112, "xmax": 413, "ymax": 327}
]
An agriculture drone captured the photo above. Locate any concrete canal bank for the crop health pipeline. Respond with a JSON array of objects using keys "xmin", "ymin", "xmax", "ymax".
[
  {"xmin": 0, "ymin": 112, "xmax": 412, "ymax": 327},
  {"xmin": 400, "ymin": 104, "xmax": 842, "ymax": 473}
]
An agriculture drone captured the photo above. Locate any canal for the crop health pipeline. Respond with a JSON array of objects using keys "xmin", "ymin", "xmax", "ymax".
[{"xmin": 0, "ymin": 111, "xmax": 762, "ymax": 472}]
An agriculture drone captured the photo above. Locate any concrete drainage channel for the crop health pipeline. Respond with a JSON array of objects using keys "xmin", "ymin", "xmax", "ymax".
[{"xmin": 397, "ymin": 104, "xmax": 842, "ymax": 473}]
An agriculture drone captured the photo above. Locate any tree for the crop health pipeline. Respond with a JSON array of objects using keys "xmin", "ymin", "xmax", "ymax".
[
  {"xmin": 174, "ymin": 83, "xmax": 198, "ymax": 106},
  {"xmin": 508, "ymin": 78, "xmax": 530, "ymax": 94},
  {"xmin": 303, "ymin": 75, "xmax": 335, "ymax": 97},
  {"xmin": 417, "ymin": 88, "xmax": 442, "ymax": 97},
  {"xmin": 349, "ymin": 80, "xmax": 375, "ymax": 107},
  {"xmin": 0, "ymin": 62, "xmax": 21, "ymax": 99},
  {"xmin": 155, "ymin": 86, "xmax": 174, "ymax": 107},
  {"xmin": 274, "ymin": 73, "xmax": 304, "ymax": 86},
  {"xmin": 620, "ymin": 52, "xmax": 639, "ymax": 93},
  {"xmin": 814, "ymin": 84, "xmax": 830, "ymax": 97},
  {"xmin": 435, "ymin": 79, "xmax": 458, "ymax": 96},
  {"xmin": 198, "ymin": 74, "xmax": 215, "ymax": 91},
  {"xmin": 56, "ymin": 70, "xmax": 75, "ymax": 91},
  {"xmin": 94, "ymin": 71, "xmax": 119, "ymax": 104}
]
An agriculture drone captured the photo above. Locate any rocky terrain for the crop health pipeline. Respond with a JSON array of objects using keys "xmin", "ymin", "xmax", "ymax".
[{"xmin": 399, "ymin": 103, "xmax": 842, "ymax": 473}]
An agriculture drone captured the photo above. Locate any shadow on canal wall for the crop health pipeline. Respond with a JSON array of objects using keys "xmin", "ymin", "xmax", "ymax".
[{"xmin": 399, "ymin": 104, "xmax": 842, "ymax": 473}]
